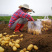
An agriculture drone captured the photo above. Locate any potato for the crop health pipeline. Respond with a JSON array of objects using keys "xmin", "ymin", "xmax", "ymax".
[
  {"xmin": 35, "ymin": 30, "xmax": 41, "ymax": 35},
  {"xmin": 3, "ymin": 32, "xmax": 7, "ymax": 34},
  {"xmin": 6, "ymin": 35, "xmax": 9, "ymax": 37},
  {"xmin": 31, "ymin": 29, "xmax": 34, "ymax": 33},
  {"xmin": 0, "ymin": 39, "xmax": 2, "ymax": 42},
  {"xmin": 43, "ymin": 21, "xmax": 46, "ymax": 24},
  {"xmin": 28, "ymin": 28, "xmax": 31, "ymax": 33},
  {"xmin": 31, "ymin": 22, "xmax": 34, "ymax": 25},
  {"xmin": 6, "ymin": 44, "xmax": 8, "ymax": 46},
  {"xmin": 15, "ymin": 44, "xmax": 20, "ymax": 48},
  {"xmin": 4, "ymin": 37, "xmax": 10, "ymax": 41},
  {"xmin": 46, "ymin": 25, "xmax": 48, "ymax": 28},
  {"xmin": 43, "ymin": 28, "xmax": 46, "ymax": 31},
  {"xmin": 12, "ymin": 41, "xmax": 15, "ymax": 43},
  {"xmin": 9, "ymin": 42, "xmax": 14, "ymax": 47},
  {"xmin": 23, "ymin": 48, "xmax": 26, "ymax": 51},
  {"xmin": 20, "ymin": 50, "xmax": 24, "ymax": 52},
  {"xmin": 46, "ymin": 20, "xmax": 51, "ymax": 25},
  {"xmin": 15, "ymin": 40, "xmax": 20, "ymax": 44},
  {"xmin": 20, "ymin": 38, "xmax": 23, "ymax": 41},
  {"xmin": 25, "ymin": 51, "xmax": 29, "ymax": 52},
  {"xmin": 34, "ymin": 45, "xmax": 38, "ymax": 50},
  {"xmin": 9, "ymin": 42, "xmax": 12, "ymax": 46},
  {"xmin": 43, "ymin": 24, "xmax": 46, "ymax": 27},
  {"xmin": 41, "ymin": 28, "xmax": 44, "ymax": 31},
  {"xmin": 45, "ymin": 28, "xmax": 48, "ymax": 31},
  {"xmin": 16, "ymin": 35, "xmax": 18, "ymax": 36},
  {"xmin": 20, "ymin": 34, "xmax": 23, "ymax": 37},
  {"xmin": 0, "ymin": 34, "xmax": 3, "ymax": 38},
  {"xmin": 0, "ymin": 46, "xmax": 4, "ymax": 52},
  {"xmin": 27, "ymin": 44, "xmax": 34, "ymax": 51},
  {"xmin": 13, "ymin": 32, "xmax": 15, "ymax": 34},
  {"xmin": 1, "ymin": 41, "xmax": 5, "ymax": 45},
  {"xmin": 48, "ymin": 26, "xmax": 51, "ymax": 29},
  {"xmin": 5, "ymin": 41, "xmax": 9, "ymax": 44},
  {"xmin": 9, "ymin": 36, "xmax": 12, "ymax": 38},
  {"xmin": 13, "ymin": 46, "xmax": 17, "ymax": 51},
  {"xmin": 33, "ymin": 30, "xmax": 36, "ymax": 35},
  {"xmin": 11, "ymin": 39, "xmax": 14, "ymax": 42}
]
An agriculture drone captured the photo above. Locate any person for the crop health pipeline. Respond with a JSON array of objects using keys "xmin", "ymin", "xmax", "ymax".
[{"xmin": 8, "ymin": 4, "xmax": 34, "ymax": 32}]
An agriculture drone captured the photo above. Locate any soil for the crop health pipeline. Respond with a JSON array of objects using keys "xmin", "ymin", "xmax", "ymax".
[{"xmin": 0, "ymin": 23, "xmax": 52, "ymax": 52}]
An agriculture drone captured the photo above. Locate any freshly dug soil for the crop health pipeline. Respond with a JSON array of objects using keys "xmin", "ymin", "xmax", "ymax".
[{"xmin": 0, "ymin": 23, "xmax": 52, "ymax": 52}]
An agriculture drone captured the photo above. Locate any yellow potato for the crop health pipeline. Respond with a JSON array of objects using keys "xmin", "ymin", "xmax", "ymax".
[
  {"xmin": 9, "ymin": 42, "xmax": 14, "ymax": 47},
  {"xmin": 41, "ymin": 28, "xmax": 44, "ymax": 31},
  {"xmin": 4, "ymin": 37, "xmax": 10, "ymax": 41},
  {"xmin": 28, "ymin": 29, "xmax": 30, "ymax": 33},
  {"xmin": 20, "ymin": 34, "xmax": 23, "ymax": 37},
  {"xmin": 23, "ymin": 48, "xmax": 26, "ymax": 51},
  {"xmin": 46, "ymin": 20, "xmax": 51, "ymax": 25},
  {"xmin": 6, "ymin": 44, "xmax": 8, "ymax": 46},
  {"xmin": 43, "ymin": 28, "xmax": 46, "ymax": 31},
  {"xmin": 0, "ymin": 34, "xmax": 3, "ymax": 38},
  {"xmin": 20, "ymin": 38, "xmax": 23, "ymax": 41},
  {"xmin": 15, "ymin": 40, "xmax": 20, "ymax": 44},
  {"xmin": 9, "ymin": 42, "xmax": 12, "ymax": 46},
  {"xmin": 43, "ymin": 24, "xmax": 46, "ymax": 27},
  {"xmin": 0, "ymin": 46, "xmax": 4, "ymax": 52},
  {"xmin": 28, "ymin": 28, "xmax": 31, "ymax": 33},
  {"xmin": 47, "ymin": 26, "xmax": 51, "ymax": 29},
  {"xmin": 43, "ymin": 21, "xmax": 46, "ymax": 24},
  {"xmin": 5, "ymin": 41, "xmax": 9, "ymax": 44},
  {"xmin": 6, "ymin": 35, "xmax": 9, "ymax": 37},
  {"xmin": 0, "ymin": 39, "xmax": 2, "ymax": 42},
  {"xmin": 20, "ymin": 50, "xmax": 24, "ymax": 52},
  {"xmin": 12, "ymin": 41, "xmax": 15, "ymax": 43},
  {"xmin": 15, "ymin": 35, "xmax": 18, "ymax": 36},
  {"xmin": 13, "ymin": 46, "xmax": 17, "ymax": 51},
  {"xmin": 46, "ymin": 25, "xmax": 48, "ymax": 28},
  {"xmin": 13, "ymin": 32, "xmax": 15, "ymax": 34},
  {"xmin": 9, "ymin": 36, "xmax": 12, "ymax": 38},
  {"xmin": 33, "ymin": 30, "xmax": 36, "ymax": 35},
  {"xmin": 11, "ymin": 39, "xmax": 14, "ymax": 42},
  {"xmin": 45, "ymin": 28, "xmax": 48, "ymax": 31},
  {"xmin": 27, "ymin": 44, "xmax": 34, "ymax": 51},
  {"xmin": 34, "ymin": 45, "xmax": 38, "ymax": 50},
  {"xmin": 3, "ymin": 32, "xmax": 7, "ymax": 34},
  {"xmin": 31, "ymin": 29, "xmax": 34, "ymax": 33},
  {"xmin": 25, "ymin": 51, "xmax": 29, "ymax": 52},
  {"xmin": 35, "ymin": 30, "xmax": 41, "ymax": 35},
  {"xmin": 15, "ymin": 44, "xmax": 20, "ymax": 48},
  {"xmin": 1, "ymin": 41, "xmax": 5, "ymax": 45}
]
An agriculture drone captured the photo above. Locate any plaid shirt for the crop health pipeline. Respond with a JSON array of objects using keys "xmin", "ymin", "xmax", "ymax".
[{"xmin": 8, "ymin": 9, "xmax": 34, "ymax": 27}]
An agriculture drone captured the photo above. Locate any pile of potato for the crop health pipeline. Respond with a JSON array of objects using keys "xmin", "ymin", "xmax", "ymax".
[
  {"xmin": 20, "ymin": 44, "xmax": 38, "ymax": 52},
  {"xmin": 28, "ymin": 21, "xmax": 42, "ymax": 35},
  {"xmin": 28, "ymin": 28, "xmax": 41, "ymax": 35},
  {"xmin": 41, "ymin": 20, "xmax": 51, "ymax": 31},
  {"xmin": 0, "ymin": 32, "xmax": 39, "ymax": 52},
  {"xmin": 0, "ymin": 32, "xmax": 24, "ymax": 52},
  {"xmin": 28, "ymin": 19, "xmax": 52, "ymax": 35}
]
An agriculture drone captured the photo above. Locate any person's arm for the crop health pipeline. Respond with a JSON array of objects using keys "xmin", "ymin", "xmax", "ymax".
[
  {"xmin": 19, "ymin": 12, "xmax": 34, "ymax": 21},
  {"xmin": 26, "ymin": 14, "xmax": 34, "ymax": 21}
]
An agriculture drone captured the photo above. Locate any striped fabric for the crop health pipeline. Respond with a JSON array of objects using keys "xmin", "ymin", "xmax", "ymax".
[{"xmin": 8, "ymin": 9, "xmax": 34, "ymax": 27}]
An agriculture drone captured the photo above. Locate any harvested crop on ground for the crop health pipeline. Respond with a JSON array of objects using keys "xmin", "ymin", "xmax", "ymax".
[{"xmin": 0, "ymin": 23, "xmax": 52, "ymax": 52}]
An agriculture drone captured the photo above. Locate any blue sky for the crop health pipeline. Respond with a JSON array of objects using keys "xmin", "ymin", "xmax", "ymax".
[{"xmin": 0, "ymin": 0, "xmax": 52, "ymax": 16}]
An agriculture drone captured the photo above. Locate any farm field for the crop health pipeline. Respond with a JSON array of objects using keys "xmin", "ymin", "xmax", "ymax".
[
  {"xmin": 0, "ymin": 16, "xmax": 52, "ymax": 52},
  {"xmin": 0, "ymin": 16, "xmax": 52, "ymax": 24}
]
